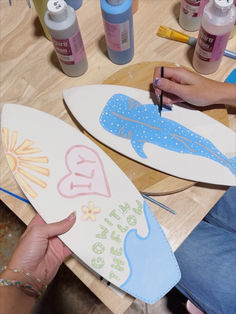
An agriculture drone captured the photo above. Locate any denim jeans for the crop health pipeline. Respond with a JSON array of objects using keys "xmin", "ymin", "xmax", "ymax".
[{"xmin": 175, "ymin": 186, "xmax": 236, "ymax": 314}]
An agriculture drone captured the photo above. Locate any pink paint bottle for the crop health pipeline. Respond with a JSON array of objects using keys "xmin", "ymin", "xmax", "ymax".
[
  {"xmin": 179, "ymin": 0, "xmax": 209, "ymax": 31},
  {"xmin": 44, "ymin": 0, "xmax": 88, "ymax": 77},
  {"xmin": 229, "ymin": 0, "xmax": 236, "ymax": 39},
  {"xmin": 193, "ymin": 0, "xmax": 235, "ymax": 74}
]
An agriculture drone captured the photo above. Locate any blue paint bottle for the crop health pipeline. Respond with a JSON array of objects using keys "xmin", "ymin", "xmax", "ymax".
[{"xmin": 100, "ymin": 0, "xmax": 134, "ymax": 64}]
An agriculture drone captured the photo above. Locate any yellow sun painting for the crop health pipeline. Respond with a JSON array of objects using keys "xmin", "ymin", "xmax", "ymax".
[{"xmin": 1, "ymin": 127, "xmax": 50, "ymax": 198}]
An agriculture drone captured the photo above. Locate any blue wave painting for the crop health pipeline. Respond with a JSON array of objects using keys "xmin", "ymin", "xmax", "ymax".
[
  {"xmin": 120, "ymin": 201, "xmax": 180, "ymax": 303},
  {"xmin": 99, "ymin": 94, "xmax": 236, "ymax": 176}
]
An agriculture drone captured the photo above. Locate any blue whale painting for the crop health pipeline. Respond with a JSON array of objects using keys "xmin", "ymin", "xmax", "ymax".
[{"xmin": 99, "ymin": 94, "xmax": 236, "ymax": 176}]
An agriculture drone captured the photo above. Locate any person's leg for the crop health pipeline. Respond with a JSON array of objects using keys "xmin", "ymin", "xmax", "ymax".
[
  {"xmin": 186, "ymin": 300, "xmax": 204, "ymax": 314},
  {"xmin": 204, "ymin": 186, "xmax": 236, "ymax": 232},
  {"xmin": 175, "ymin": 219, "xmax": 236, "ymax": 314}
]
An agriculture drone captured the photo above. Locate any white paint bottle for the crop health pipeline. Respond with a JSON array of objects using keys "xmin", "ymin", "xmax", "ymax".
[
  {"xmin": 179, "ymin": 0, "xmax": 209, "ymax": 31},
  {"xmin": 44, "ymin": 0, "xmax": 88, "ymax": 77},
  {"xmin": 193, "ymin": 0, "xmax": 235, "ymax": 74}
]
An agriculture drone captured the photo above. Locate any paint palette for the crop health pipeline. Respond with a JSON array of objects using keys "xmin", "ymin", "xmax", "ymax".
[
  {"xmin": 1, "ymin": 103, "xmax": 180, "ymax": 304},
  {"xmin": 63, "ymin": 84, "xmax": 236, "ymax": 186}
]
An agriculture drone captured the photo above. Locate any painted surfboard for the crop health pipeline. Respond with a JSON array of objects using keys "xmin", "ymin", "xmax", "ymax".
[
  {"xmin": 1, "ymin": 103, "xmax": 180, "ymax": 304},
  {"xmin": 63, "ymin": 84, "xmax": 236, "ymax": 186}
]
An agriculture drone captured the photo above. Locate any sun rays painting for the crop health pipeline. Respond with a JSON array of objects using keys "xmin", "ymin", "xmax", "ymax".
[{"xmin": 1, "ymin": 127, "xmax": 50, "ymax": 198}]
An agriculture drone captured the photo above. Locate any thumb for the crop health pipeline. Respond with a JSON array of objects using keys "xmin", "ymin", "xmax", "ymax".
[{"xmin": 44, "ymin": 212, "xmax": 76, "ymax": 238}]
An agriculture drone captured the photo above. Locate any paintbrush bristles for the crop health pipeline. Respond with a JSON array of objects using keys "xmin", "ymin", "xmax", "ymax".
[
  {"xmin": 157, "ymin": 25, "xmax": 173, "ymax": 38},
  {"xmin": 157, "ymin": 26, "xmax": 190, "ymax": 44}
]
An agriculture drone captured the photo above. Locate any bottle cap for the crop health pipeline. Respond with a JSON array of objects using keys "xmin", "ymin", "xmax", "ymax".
[
  {"xmin": 107, "ymin": 0, "xmax": 124, "ymax": 5},
  {"xmin": 47, "ymin": 0, "xmax": 68, "ymax": 22},
  {"xmin": 214, "ymin": 0, "xmax": 233, "ymax": 9}
]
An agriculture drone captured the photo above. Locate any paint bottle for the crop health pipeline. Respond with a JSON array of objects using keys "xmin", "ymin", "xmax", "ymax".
[
  {"xmin": 100, "ymin": 0, "xmax": 134, "ymax": 64},
  {"xmin": 179, "ymin": 0, "xmax": 209, "ymax": 31},
  {"xmin": 229, "ymin": 0, "xmax": 236, "ymax": 39},
  {"xmin": 32, "ymin": 0, "xmax": 51, "ymax": 39},
  {"xmin": 132, "ymin": 0, "xmax": 138, "ymax": 14},
  {"xmin": 65, "ymin": 0, "xmax": 82, "ymax": 10},
  {"xmin": 193, "ymin": 0, "xmax": 235, "ymax": 74},
  {"xmin": 44, "ymin": 0, "xmax": 88, "ymax": 77}
]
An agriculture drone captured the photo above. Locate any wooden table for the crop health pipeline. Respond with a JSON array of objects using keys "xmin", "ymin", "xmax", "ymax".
[{"xmin": 0, "ymin": 0, "xmax": 235, "ymax": 313}]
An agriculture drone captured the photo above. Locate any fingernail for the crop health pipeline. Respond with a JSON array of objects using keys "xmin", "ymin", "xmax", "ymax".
[
  {"xmin": 67, "ymin": 211, "xmax": 76, "ymax": 221},
  {"xmin": 153, "ymin": 77, "xmax": 159, "ymax": 86},
  {"xmin": 165, "ymin": 104, "xmax": 173, "ymax": 110}
]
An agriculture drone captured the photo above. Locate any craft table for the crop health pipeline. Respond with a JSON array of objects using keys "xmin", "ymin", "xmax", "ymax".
[{"xmin": 0, "ymin": 0, "xmax": 235, "ymax": 313}]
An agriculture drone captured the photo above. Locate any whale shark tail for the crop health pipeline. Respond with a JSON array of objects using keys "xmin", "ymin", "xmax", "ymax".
[{"xmin": 131, "ymin": 138, "xmax": 147, "ymax": 159}]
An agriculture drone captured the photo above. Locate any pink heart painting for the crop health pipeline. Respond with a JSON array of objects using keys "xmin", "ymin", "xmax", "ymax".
[{"xmin": 57, "ymin": 145, "xmax": 111, "ymax": 198}]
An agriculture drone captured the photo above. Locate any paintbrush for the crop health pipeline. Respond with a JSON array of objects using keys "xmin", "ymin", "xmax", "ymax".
[
  {"xmin": 157, "ymin": 25, "xmax": 236, "ymax": 60},
  {"xmin": 159, "ymin": 66, "xmax": 164, "ymax": 116},
  {"xmin": 0, "ymin": 184, "xmax": 177, "ymax": 215},
  {"xmin": 0, "ymin": 187, "xmax": 31, "ymax": 204},
  {"xmin": 141, "ymin": 193, "xmax": 176, "ymax": 215}
]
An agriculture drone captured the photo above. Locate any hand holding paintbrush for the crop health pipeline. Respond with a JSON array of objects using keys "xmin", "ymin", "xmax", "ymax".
[{"xmin": 153, "ymin": 66, "xmax": 236, "ymax": 107}]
